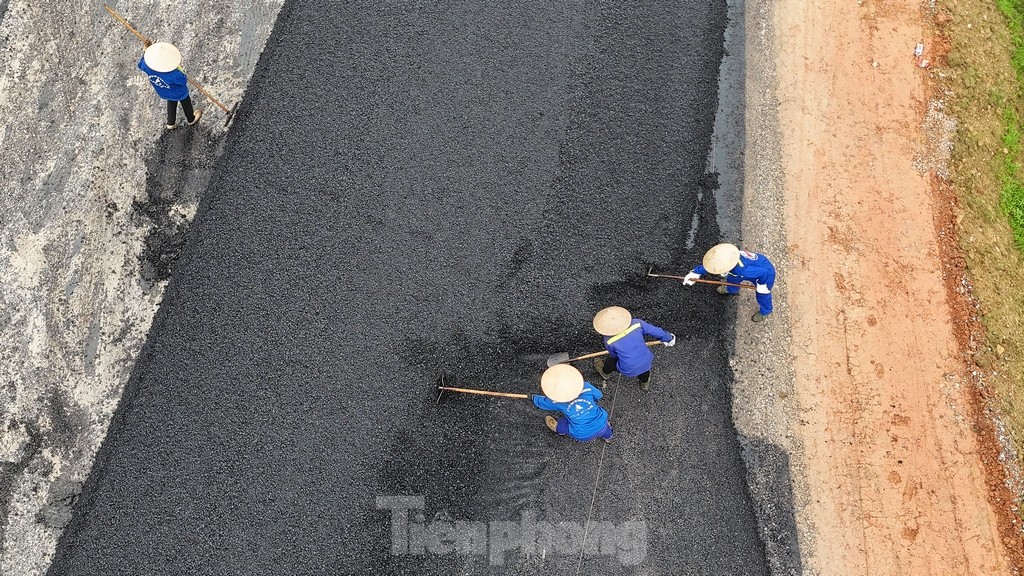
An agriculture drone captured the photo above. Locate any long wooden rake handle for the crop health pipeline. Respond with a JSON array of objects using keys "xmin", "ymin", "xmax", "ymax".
[
  {"xmin": 437, "ymin": 386, "xmax": 529, "ymax": 400},
  {"xmin": 186, "ymin": 78, "xmax": 230, "ymax": 113},
  {"xmin": 104, "ymin": 4, "xmax": 150, "ymax": 43},
  {"xmin": 567, "ymin": 341, "xmax": 664, "ymax": 363},
  {"xmin": 647, "ymin": 272, "xmax": 755, "ymax": 290},
  {"xmin": 103, "ymin": 4, "xmax": 231, "ymax": 114}
]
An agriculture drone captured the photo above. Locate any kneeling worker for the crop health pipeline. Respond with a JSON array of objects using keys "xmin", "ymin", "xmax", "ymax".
[
  {"xmin": 683, "ymin": 243, "xmax": 777, "ymax": 323},
  {"xmin": 592, "ymin": 306, "xmax": 676, "ymax": 390},
  {"xmin": 532, "ymin": 364, "xmax": 613, "ymax": 442}
]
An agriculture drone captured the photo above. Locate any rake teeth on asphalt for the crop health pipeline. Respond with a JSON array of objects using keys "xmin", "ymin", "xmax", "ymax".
[{"xmin": 435, "ymin": 373, "xmax": 449, "ymax": 405}]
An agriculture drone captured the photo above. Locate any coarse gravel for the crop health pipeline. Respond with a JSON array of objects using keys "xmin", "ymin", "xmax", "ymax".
[{"xmin": 727, "ymin": 0, "xmax": 809, "ymax": 572}]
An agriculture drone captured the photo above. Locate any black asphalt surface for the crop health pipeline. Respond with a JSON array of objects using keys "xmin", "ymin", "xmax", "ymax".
[{"xmin": 50, "ymin": 1, "xmax": 768, "ymax": 574}]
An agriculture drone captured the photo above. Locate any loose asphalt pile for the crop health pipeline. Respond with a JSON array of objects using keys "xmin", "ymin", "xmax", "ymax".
[{"xmin": 47, "ymin": 1, "xmax": 769, "ymax": 574}]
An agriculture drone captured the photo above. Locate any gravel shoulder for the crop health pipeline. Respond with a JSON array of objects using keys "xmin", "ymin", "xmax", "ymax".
[
  {"xmin": 726, "ymin": 0, "xmax": 806, "ymax": 571},
  {"xmin": 0, "ymin": 3, "xmax": 282, "ymax": 574}
]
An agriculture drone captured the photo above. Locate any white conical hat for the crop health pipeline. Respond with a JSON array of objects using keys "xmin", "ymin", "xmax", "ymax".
[
  {"xmin": 144, "ymin": 42, "xmax": 182, "ymax": 73},
  {"xmin": 702, "ymin": 243, "xmax": 741, "ymax": 275},
  {"xmin": 540, "ymin": 364, "xmax": 585, "ymax": 403},
  {"xmin": 593, "ymin": 306, "xmax": 632, "ymax": 336}
]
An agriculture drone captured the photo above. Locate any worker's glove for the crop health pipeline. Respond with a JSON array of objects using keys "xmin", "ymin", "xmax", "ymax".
[
  {"xmin": 664, "ymin": 334, "xmax": 677, "ymax": 347},
  {"xmin": 683, "ymin": 271, "xmax": 700, "ymax": 285}
]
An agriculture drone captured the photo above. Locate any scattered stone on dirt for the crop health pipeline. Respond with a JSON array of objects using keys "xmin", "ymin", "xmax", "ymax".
[{"xmin": 753, "ymin": 0, "xmax": 1024, "ymax": 571}]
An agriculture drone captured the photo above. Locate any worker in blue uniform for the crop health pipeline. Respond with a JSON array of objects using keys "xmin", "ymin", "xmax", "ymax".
[
  {"xmin": 138, "ymin": 42, "xmax": 202, "ymax": 130},
  {"xmin": 532, "ymin": 364, "xmax": 613, "ymax": 442},
  {"xmin": 591, "ymin": 306, "xmax": 675, "ymax": 391},
  {"xmin": 684, "ymin": 243, "xmax": 777, "ymax": 323}
]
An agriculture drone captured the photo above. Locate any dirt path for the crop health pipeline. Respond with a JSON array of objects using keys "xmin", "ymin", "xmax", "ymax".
[{"xmin": 772, "ymin": 0, "xmax": 1023, "ymax": 572}]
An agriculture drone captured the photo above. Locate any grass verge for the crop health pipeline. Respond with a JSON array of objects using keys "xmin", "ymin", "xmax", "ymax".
[{"xmin": 942, "ymin": 0, "xmax": 1024, "ymax": 501}]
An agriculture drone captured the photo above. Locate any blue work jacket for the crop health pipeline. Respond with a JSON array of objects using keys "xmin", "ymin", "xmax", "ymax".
[
  {"xmin": 694, "ymin": 250, "xmax": 777, "ymax": 314},
  {"xmin": 138, "ymin": 57, "xmax": 190, "ymax": 101},
  {"xmin": 532, "ymin": 383, "xmax": 609, "ymax": 440},
  {"xmin": 603, "ymin": 320, "xmax": 672, "ymax": 376}
]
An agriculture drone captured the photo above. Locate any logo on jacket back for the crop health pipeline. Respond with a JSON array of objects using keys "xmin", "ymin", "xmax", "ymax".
[
  {"xmin": 569, "ymin": 399, "xmax": 594, "ymax": 414},
  {"xmin": 148, "ymin": 74, "xmax": 171, "ymax": 89}
]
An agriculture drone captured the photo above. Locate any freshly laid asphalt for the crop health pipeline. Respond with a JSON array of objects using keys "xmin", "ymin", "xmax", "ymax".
[{"xmin": 50, "ymin": 1, "xmax": 769, "ymax": 574}]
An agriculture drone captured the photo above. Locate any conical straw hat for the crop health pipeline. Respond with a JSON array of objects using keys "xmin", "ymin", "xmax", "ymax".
[
  {"xmin": 702, "ymin": 243, "xmax": 740, "ymax": 275},
  {"xmin": 540, "ymin": 364, "xmax": 585, "ymax": 403},
  {"xmin": 593, "ymin": 306, "xmax": 632, "ymax": 336},
  {"xmin": 144, "ymin": 42, "xmax": 182, "ymax": 73}
]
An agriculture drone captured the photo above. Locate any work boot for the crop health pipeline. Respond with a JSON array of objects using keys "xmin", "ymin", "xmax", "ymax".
[
  {"xmin": 165, "ymin": 122, "xmax": 177, "ymax": 130},
  {"xmin": 639, "ymin": 375, "xmax": 651, "ymax": 391},
  {"xmin": 187, "ymin": 109, "xmax": 203, "ymax": 126},
  {"xmin": 751, "ymin": 312, "xmax": 767, "ymax": 323},
  {"xmin": 717, "ymin": 285, "xmax": 730, "ymax": 295},
  {"xmin": 593, "ymin": 357, "xmax": 612, "ymax": 380},
  {"xmin": 545, "ymin": 415, "xmax": 559, "ymax": 433}
]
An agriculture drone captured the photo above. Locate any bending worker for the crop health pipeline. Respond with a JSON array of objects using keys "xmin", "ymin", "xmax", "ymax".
[
  {"xmin": 532, "ymin": 364, "xmax": 613, "ymax": 442},
  {"xmin": 592, "ymin": 306, "xmax": 675, "ymax": 390},
  {"xmin": 683, "ymin": 243, "xmax": 777, "ymax": 323},
  {"xmin": 138, "ymin": 42, "xmax": 202, "ymax": 130}
]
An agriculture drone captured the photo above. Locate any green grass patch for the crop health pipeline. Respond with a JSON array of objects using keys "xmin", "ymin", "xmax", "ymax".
[
  {"xmin": 998, "ymin": 0, "xmax": 1024, "ymax": 248},
  {"xmin": 1002, "ymin": 115, "xmax": 1024, "ymax": 247},
  {"xmin": 997, "ymin": 0, "xmax": 1024, "ymax": 74},
  {"xmin": 944, "ymin": 0, "xmax": 1024, "ymax": 507}
]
